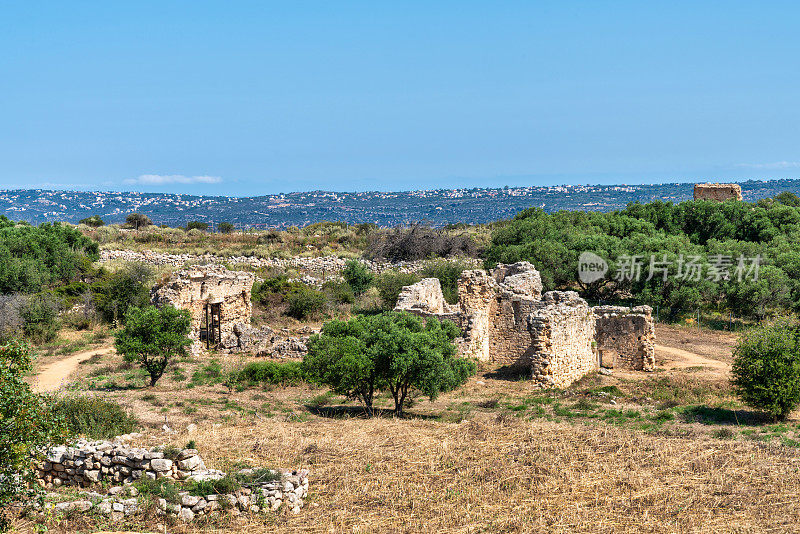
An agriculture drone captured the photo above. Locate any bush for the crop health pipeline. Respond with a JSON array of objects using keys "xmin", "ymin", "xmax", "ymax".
[
  {"xmin": 374, "ymin": 271, "xmax": 421, "ymax": 310},
  {"xmin": 303, "ymin": 311, "xmax": 475, "ymax": 415},
  {"xmin": 186, "ymin": 221, "xmax": 209, "ymax": 232},
  {"xmin": 20, "ymin": 293, "xmax": 60, "ymax": 343},
  {"xmin": 78, "ymin": 215, "xmax": 105, "ymax": 227},
  {"xmin": 342, "ymin": 259, "xmax": 374, "ymax": 296},
  {"xmin": 286, "ymin": 286, "xmax": 327, "ymax": 320},
  {"xmin": 420, "ymin": 259, "xmax": 469, "ymax": 304},
  {"xmin": 51, "ymin": 395, "xmax": 138, "ymax": 439},
  {"xmin": 125, "ymin": 213, "xmax": 152, "ymax": 229},
  {"xmin": 0, "ymin": 294, "xmax": 24, "ymax": 342},
  {"xmin": 732, "ymin": 318, "xmax": 800, "ymax": 421},
  {"xmin": 0, "ymin": 217, "xmax": 99, "ymax": 294},
  {"xmin": 1, "ymin": 341, "xmax": 65, "ymax": 531},
  {"xmin": 366, "ymin": 224, "xmax": 478, "ymax": 261},
  {"xmin": 233, "ymin": 361, "xmax": 307, "ymax": 386},
  {"xmin": 135, "ymin": 477, "xmax": 180, "ymax": 503},
  {"xmin": 187, "ymin": 474, "xmax": 240, "ymax": 496},
  {"xmin": 218, "ymin": 222, "xmax": 235, "ymax": 234},
  {"xmin": 92, "ymin": 264, "xmax": 152, "ymax": 324},
  {"xmin": 322, "ymin": 280, "xmax": 355, "ymax": 304}
]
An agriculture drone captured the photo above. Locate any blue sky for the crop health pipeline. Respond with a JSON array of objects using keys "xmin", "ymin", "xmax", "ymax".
[{"xmin": 2, "ymin": 1, "xmax": 799, "ymax": 195}]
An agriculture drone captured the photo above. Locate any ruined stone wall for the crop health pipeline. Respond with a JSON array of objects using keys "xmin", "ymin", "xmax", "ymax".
[
  {"xmin": 35, "ymin": 440, "xmax": 309, "ymax": 521},
  {"xmin": 693, "ymin": 183, "xmax": 743, "ymax": 201},
  {"xmin": 593, "ymin": 305, "xmax": 655, "ymax": 371},
  {"xmin": 529, "ymin": 292, "xmax": 596, "ymax": 389},
  {"xmin": 151, "ymin": 266, "xmax": 255, "ymax": 343},
  {"xmin": 395, "ymin": 278, "xmax": 458, "ymax": 315}
]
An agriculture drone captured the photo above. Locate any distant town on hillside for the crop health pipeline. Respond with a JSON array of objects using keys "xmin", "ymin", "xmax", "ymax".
[{"xmin": 2, "ymin": 179, "xmax": 800, "ymax": 229}]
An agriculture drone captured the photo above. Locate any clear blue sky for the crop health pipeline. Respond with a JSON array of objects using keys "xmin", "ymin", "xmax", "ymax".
[{"xmin": 2, "ymin": 1, "xmax": 799, "ymax": 196}]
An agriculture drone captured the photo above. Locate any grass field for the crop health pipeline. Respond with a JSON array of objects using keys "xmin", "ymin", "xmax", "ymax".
[{"xmin": 17, "ymin": 323, "xmax": 800, "ymax": 533}]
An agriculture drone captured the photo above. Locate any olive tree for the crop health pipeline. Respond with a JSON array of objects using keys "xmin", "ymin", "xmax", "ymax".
[
  {"xmin": 303, "ymin": 311, "xmax": 475, "ymax": 416},
  {"xmin": 115, "ymin": 305, "xmax": 191, "ymax": 386}
]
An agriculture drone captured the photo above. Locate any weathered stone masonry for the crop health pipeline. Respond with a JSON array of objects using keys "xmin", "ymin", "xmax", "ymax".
[
  {"xmin": 594, "ymin": 305, "xmax": 655, "ymax": 371},
  {"xmin": 395, "ymin": 261, "xmax": 655, "ymax": 388},
  {"xmin": 693, "ymin": 183, "xmax": 743, "ymax": 201},
  {"xmin": 151, "ymin": 266, "xmax": 255, "ymax": 347}
]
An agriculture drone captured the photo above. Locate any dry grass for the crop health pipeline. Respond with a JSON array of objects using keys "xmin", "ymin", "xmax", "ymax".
[{"xmin": 17, "ymin": 415, "xmax": 800, "ymax": 533}]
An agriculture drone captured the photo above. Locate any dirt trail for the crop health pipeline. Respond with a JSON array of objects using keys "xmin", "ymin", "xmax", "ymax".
[
  {"xmin": 655, "ymin": 344, "xmax": 730, "ymax": 372},
  {"xmin": 31, "ymin": 346, "xmax": 115, "ymax": 393}
]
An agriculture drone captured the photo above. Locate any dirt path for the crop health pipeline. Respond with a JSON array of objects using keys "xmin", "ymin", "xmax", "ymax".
[
  {"xmin": 31, "ymin": 346, "xmax": 115, "ymax": 393},
  {"xmin": 655, "ymin": 343, "xmax": 730, "ymax": 372}
]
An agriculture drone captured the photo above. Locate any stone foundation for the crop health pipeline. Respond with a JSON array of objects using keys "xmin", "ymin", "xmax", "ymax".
[
  {"xmin": 593, "ymin": 305, "xmax": 655, "ymax": 371},
  {"xmin": 693, "ymin": 183, "xmax": 743, "ymax": 201}
]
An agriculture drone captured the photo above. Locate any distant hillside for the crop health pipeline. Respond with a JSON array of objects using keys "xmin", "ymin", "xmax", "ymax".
[{"xmin": 2, "ymin": 179, "xmax": 799, "ymax": 228}]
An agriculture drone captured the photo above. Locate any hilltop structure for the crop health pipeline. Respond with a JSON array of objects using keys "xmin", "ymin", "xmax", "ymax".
[
  {"xmin": 396, "ymin": 262, "xmax": 655, "ymax": 387},
  {"xmin": 693, "ymin": 183, "xmax": 743, "ymax": 201}
]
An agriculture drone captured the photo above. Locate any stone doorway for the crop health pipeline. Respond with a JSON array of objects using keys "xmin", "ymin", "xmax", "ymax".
[{"xmin": 201, "ymin": 302, "xmax": 222, "ymax": 348}]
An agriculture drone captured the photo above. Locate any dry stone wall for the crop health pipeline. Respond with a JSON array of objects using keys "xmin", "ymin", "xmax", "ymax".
[
  {"xmin": 528, "ymin": 291, "xmax": 596, "ymax": 388},
  {"xmin": 34, "ymin": 440, "xmax": 309, "ymax": 521},
  {"xmin": 395, "ymin": 278, "xmax": 458, "ymax": 315},
  {"xmin": 593, "ymin": 305, "xmax": 655, "ymax": 371},
  {"xmin": 101, "ymin": 249, "xmax": 480, "ymax": 275},
  {"xmin": 693, "ymin": 183, "xmax": 743, "ymax": 201}
]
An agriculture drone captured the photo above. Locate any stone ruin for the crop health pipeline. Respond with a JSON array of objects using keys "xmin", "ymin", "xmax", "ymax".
[
  {"xmin": 34, "ymin": 440, "xmax": 309, "ymax": 521},
  {"xmin": 395, "ymin": 261, "xmax": 656, "ymax": 387},
  {"xmin": 594, "ymin": 305, "xmax": 656, "ymax": 371},
  {"xmin": 151, "ymin": 265, "xmax": 255, "ymax": 349},
  {"xmin": 693, "ymin": 183, "xmax": 743, "ymax": 201}
]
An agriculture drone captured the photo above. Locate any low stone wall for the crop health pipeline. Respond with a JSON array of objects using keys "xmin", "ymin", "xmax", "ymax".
[
  {"xmin": 38, "ymin": 441, "xmax": 221, "ymax": 488},
  {"xmin": 101, "ymin": 249, "xmax": 480, "ymax": 275},
  {"xmin": 395, "ymin": 278, "xmax": 458, "ymax": 315},
  {"xmin": 34, "ymin": 440, "xmax": 309, "ymax": 521},
  {"xmin": 528, "ymin": 292, "xmax": 597, "ymax": 389},
  {"xmin": 693, "ymin": 183, "xmax": 743, "ymax": 201},
  {"xmin": 593, "ymin": 305, "xmax": 655, "ymax": 371},
  {"xmin": 39, "ymin": 469, "xmax": 309, "ymax": 521}
]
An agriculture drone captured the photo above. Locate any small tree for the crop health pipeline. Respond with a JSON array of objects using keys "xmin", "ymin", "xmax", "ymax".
[
  {"xmin": 218, "ymin": 222, "xmax": 235, "ymax": 234},
  {"xmin": 125, "ymin": 212, "xmax": 153, "ymax": 230},
  {"xmin": 186, "ymin": 221, "xmax": 209, "ymax": 232},
  {"xmin": 731, "ymin": 318, "xmax": 800, "ymax": 421},
  {"xmin": 115, "ymin": 305, "xmax": 191, "ymax": 386},
  {"xmin": 0, "ymin": 340, "xmax": 65, "ymax": 531},
  {"xmin": 342, "ymin": 259, "xmax": 374, "ymax": 296},
  {"xmin": 78, "ymin": 215, "xmax": 105, "ymax": 227},
  {"xmin": 304, "ymin": 312, "xmax": 475, "ymax": 416}
]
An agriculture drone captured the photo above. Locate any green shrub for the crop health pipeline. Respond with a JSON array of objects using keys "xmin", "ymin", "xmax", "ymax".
[
  {"xmin": 233, "ymin": 361, "xmax": 307, "ymax": 386},
  {"xmin": 286, "ymin": 286, "xmax": 327, "ymax": 320},
  {"xmin": 322, "ymin": 280, "xmax": 355, "ymax": 304},
  {"xmin": 186, "ymin": 221, "xmax": 209, "ymax": 232},
  {"xmin": 342, "ymin": 259, "xmax": 374, "ymax": 296},
  {"xmin": 78, "ymin": 215, "xmax": 105, "ymax": 227},
  {"xmin": 419, "ymin": 259, "xmax": 469, "ymax": 304},
  {"xmin": 134, "ymin": 477, "xmax": 180, "ymax": 503},
  {"xmin": 20, "ymin": 293, "xmax": 60, "ymax": 343},
  {"xmin": 732, "ymin": 318, "xmax": 800, "ymax": 421},
  {"xmin": 374, "ymin": 271, "xmax": 421, "ymax": 310},
  {"xmin": 51, "ymin": 396, "xmax": 139, "ymax": 439},
  {"xmin": 217, "ymin": 222, "xmax": 235, "ymax": 234},
  {"xmin": 187, "ymin": 474, "xmax": 240, "ymax": 496},
  {"xmin": 92, "ymin": 264, "xmax": 151, "ymax": 324}
]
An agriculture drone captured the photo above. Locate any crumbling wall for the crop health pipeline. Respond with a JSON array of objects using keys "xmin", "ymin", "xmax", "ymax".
[
  {"xmin": 593, "ymin": 305, "xmax": 655, "ymax": 371},
  {"xmin": 395, "ymin": 278, "xmax": 458, "ymax": 316},
  {"xmin": 151, "ymin": 266, "xmax": 255, "ymax": 344},
  {"xmin": 693, "ymin": 183, "xmax": 743, "ymax": 201},
  {"xmin": 528, "ymin": 291, "xmax": 596, "ymax": 388}
]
